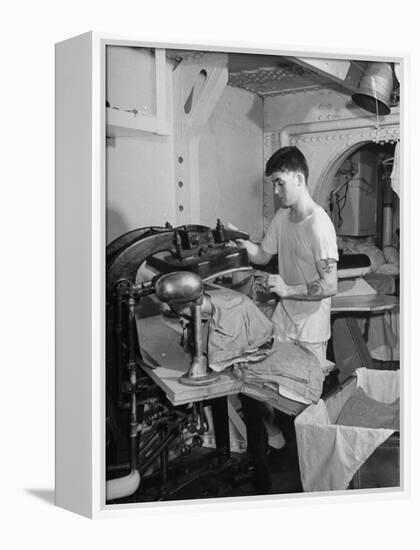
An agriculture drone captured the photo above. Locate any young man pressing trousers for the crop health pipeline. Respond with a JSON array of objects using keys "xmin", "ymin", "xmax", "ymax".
[{"xmin": 232, "ymin": 146, "xmax": 338, "ymax": 491}]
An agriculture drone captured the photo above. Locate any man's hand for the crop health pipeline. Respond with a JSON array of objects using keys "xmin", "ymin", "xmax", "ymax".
[
  {"xmin": 226, "ymin": 222, "xmax": 247, "ymax": 248},
  {"xmin": 226, "ymin": 222, "xmax": 273, "ymax": 265},
  {"xmin": 267, "ymin": 274, "xmax": 290, "ymax": 297},
  {"xmin": 226, "ymin": 222, "xmax": 239, "ymax": 231}
]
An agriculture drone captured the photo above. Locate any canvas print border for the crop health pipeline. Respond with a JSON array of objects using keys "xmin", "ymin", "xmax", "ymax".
[{"xmin": 55, "ymin": 32, "xmax": 408, "ymax": 518}]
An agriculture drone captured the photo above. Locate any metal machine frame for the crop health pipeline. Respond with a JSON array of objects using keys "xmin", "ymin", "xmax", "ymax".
[{"xmin": 105, "ymin": 222, "xmax": 251, "ymax": 502}]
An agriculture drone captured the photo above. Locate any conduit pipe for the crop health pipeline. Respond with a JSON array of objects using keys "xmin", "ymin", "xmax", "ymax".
[
  {"xmin": 106, "ymin": 292, "xmax": 142, "ymax": 502},
  {"xmin": 106, "ymin": 470, "xmax": 141, "ymax": 501},
  {"xmin": 279, "ymin": 112, "xmax": 400, "ymax": 147},
  {"xmin": 382, "ymin": 177, "xmax": 394, "ymax": 247}
]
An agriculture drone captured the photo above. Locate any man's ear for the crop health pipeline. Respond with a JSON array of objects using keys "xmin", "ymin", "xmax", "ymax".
[{"xmin": 296, "ymin": 172, "xmax": 304, "ymax": 186}]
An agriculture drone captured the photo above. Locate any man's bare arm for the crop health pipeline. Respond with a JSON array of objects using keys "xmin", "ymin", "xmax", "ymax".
[
  {"xmin": 226, "ymin": 223, "xmax": 273, "ymax": 265},
  {"xmin": 239, "ymin": 240, "xmax": 273, "ymax": 265},
  {"xmin": 268, "ymin": 258, "xmax": 337, "ymax": 300}
]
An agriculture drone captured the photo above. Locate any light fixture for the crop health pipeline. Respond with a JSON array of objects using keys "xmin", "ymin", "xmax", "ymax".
[{"xmin": 352, "ymin": 62, "xmax": 394, "ymax": 116}]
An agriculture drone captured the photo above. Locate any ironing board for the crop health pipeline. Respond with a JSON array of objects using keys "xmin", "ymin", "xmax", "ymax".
[{"xmin": 331, "ymin": 294, "xmax": 398, "ymax": 314}]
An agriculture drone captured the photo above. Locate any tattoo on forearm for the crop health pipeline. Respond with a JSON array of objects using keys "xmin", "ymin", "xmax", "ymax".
[
  {"xmin": 320, "ymin": 258, "xmax": 336, "ymax": 274},
  {"xmin": 307, "ymin": 281, "xmax": 322, "ymax": 296}
]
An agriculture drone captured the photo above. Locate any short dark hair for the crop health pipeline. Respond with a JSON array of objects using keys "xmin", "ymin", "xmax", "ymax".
[{"xmin": 265, "ymin": 146, "xmax": 309, "ymax": 183}]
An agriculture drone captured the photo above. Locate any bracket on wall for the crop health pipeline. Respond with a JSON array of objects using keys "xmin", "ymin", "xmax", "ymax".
[{"xmin": 106, "ymin": 48, "xmax": 171, "ymax": 137}]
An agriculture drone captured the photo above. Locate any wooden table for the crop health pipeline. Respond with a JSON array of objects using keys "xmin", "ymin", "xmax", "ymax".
[
  {"xmin": 135, "ymin": 313, "xmax": 242, "ymax": 461},
  {"xmin": 136, "ymin": 312, "xmax": 314, "ymax": 415},
  {"xmin": 136, "ymin": 294, "xmax": 399, "ymax": 404},
  {"xmin": 136, "ymin": 314, "xmax": 242, "ymax": 406},
  {"xmin": 135, "ymin": 293, "xmax": 400, "ymax": 481}
]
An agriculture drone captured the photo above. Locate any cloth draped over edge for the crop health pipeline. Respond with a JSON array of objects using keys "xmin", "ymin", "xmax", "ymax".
[
  {"xmin": 390, "ymin": 141, "xmax": 400, "ymax": 197},
  {"xmin": 295, "ymin": 368, "xmax": 399, "ymax": 492}
]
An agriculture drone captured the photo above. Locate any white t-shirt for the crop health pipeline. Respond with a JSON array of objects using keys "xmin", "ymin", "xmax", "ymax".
[{"xmin": 262, "ymin": 205, "xmax": 338, "ymax": 343}]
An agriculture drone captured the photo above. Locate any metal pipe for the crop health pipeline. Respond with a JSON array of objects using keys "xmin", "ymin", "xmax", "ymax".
[
  {"xmin": 160, "ymin": 425, "xmax": 169, "ymax": 489},
  {"xmin": 106, "ymin": 470, "xmax": 141, "ymax": 501},
  {"xmin": 383, "ymin": 205, "xmax": 393, "ymax": 247},
  {"xmin": 106, "ymin": 292, "xmax": 141, "ymax": 501},
  {"xmin": 114, "ymin": 289, "xmax": 124, "ymax": 408},
  {"xmin": 382, "ymin": 176, "xmax": 394, "ymax": 247},
  {"xmin": 127, "ymin": 295, "xmax": 138, "ymax": 474},
  {"xmin": 193, "ymin": 301, "xmax": 204, "ymax": 365},
  {"xmin": 138, "ymin": 428, "xmax": 161, "ymax": 458},
  {"xmin": 138, "ymin": 429, "xmax": 179, "ymax": 475}
]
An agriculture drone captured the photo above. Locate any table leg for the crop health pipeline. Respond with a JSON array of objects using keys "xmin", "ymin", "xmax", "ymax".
[
  {"xmin": 210, "ymin": 396, "xmax": 231, "ymax": 464},
  {"xmin": 239, "ymin": 395, "xmax": 272, "ymax": 493},
  {"xmin": 332, "ymin": 316, "xmax": 374, "ymax": 383}
]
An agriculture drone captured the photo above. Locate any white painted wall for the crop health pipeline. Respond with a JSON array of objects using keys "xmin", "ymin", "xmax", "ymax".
[
  {"xmin": 106, "ymin": 51, "xmax": 265, "ymax": 244},
  {"xmin": 264, "ymin": 88, "xmax": 358, "ymax": 132},
  {"xmin": 106, "ymin": 47, "xmax": 175, "ymax": 243},
  {"xmin": 263, "ymin": 89, "xmax": 399, "ymax": 214},
  {"xmin": 199, "ymin": 85, "xmax": 264, "ymax": 241},
  {"xmin": 106, "ymin": 134, "xmax": 175, "ymax": 242},
  {"xmin": 264, "ymin": 88, "xmax": 372, "ymax": 202},
  {"xmin": 107, "ymin": 46, "xmax": 156, "ymax": 117}
]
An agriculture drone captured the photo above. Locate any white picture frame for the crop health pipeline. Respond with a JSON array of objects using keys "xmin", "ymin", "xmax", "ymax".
[{"xmin": 55, "ymin": 31, "xmax": 407, "ymax": 518}]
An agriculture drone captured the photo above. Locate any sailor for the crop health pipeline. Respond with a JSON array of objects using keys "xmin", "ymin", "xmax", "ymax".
[{"xmin": 232, "ymin": 146, "xmax": 338, "ymax": 487}]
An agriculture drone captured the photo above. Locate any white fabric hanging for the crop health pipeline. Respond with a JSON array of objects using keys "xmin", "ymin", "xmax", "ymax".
[{"xmin": 390, "ymin": 141, "xmax": 400, "ymax": 197}]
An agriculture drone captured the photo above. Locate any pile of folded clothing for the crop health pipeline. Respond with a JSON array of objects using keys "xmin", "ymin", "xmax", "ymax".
[
  {"xmin": 233, "ymin": 340, "xmax": 325, "ymax": 404},
  {"xmin": 205, "ymin": 288, "xmax": 274, "ymax": 372},
  {"xmin": 204, "ymin": 288, "xmax": 325, "ymax": 404}
]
